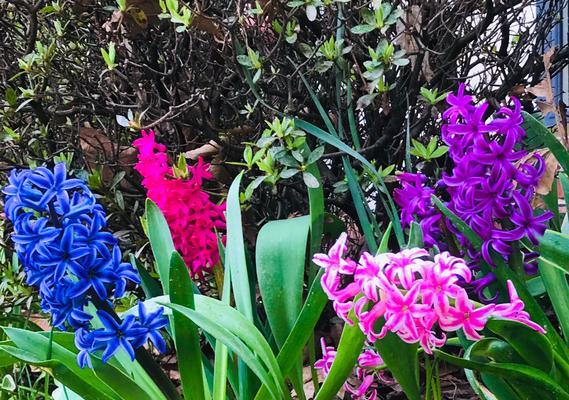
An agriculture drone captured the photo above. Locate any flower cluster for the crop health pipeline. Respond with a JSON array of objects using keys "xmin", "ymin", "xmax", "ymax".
[
  {"xmin": 134, "ymin": 130, "xmax": 226, "ymax": 278},
  {"xmin": 395, "ymin": 85, "xmax": 552, "ymax": 297},
  {"xmin": 3, "ymin": 163, "xmax": 168, "ymax": 368},
  {"xmin": 314, "ymin": 232, "xmax": 543, "ymax": 356},
  {"xmin": 315, "ymin": 338, "xmax": 386, "ymax": 400},
  {"xmin": 442, "ymin": 84, "xmax": 552, "ymax": 264}
]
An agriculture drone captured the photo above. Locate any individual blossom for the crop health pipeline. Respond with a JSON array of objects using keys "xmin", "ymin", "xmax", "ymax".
[
  {"xmin": 393, "ymin": 173, "xmax": 441, "ymax": 247},
  {"xmin": 3, "ymin": 163, "xmax": 168, "ymax": 368},
  {"xmin": 133, "ymin": 130, "xmax": 225, "ymax": 278}
]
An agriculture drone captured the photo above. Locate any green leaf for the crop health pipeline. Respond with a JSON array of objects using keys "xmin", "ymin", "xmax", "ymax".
[
  {"xmin": 3, "ymin": 329, "xmax": 159, "ymax": 400},
  {"xmin": 436, "ymin": 349, "xmax": 569, "ymax": 400},
  {"xmin": 314, "ymin": 304, "xmax": 366, "ymax": 400},
  {"xmin": 538, "ymin": 231, "xmax": 569, "ymax": 341},
  {"xmin": 169, "ymin": 252, "xmax": 207, "ymax": 400},
  {"xmin": 374, "ymin": 330, "xmax": 420, "ymax": 400},
  {"xmin": 302, "ymin": 171, "xmax": 320, "ymax": 188},
  {"xmin": 256, "ymin": 216, "xmax": 310, "ymax": 348},
  {"xmin": 406, "ymin": 221, "xmax": 423, "ymax": 248},
  {"xmin": 161, "ymin": 297, "xmax": 288, "ymax": 400},
  {"xmin": 344, "ymin": 158, "xmax": 378, "ymax": 253},
  {"xmin": 226, "ymin": 173, "xmax": 254, "ymax": 321},
  {"xmin": 307, "ymin": 146, "xmax": 325, "ymax": 165},
  {"xmin": 464, "ymin": 339, "xmax": 522, "ymax": 400},
  {"xmin": 213, "ymin": 266, "xmax": 232, "ymax": 400},
  {"xmin": 145, "ymin": 199, "xmax": 175, "ymax": 294},
  {"xmin": 430, "ymin": 145, "xmax": 449, "ymax": 158},
  {"xmin": 486, "ymin": 319, "xmax": 553, "ymax": 374},
  {"xmin": 539, "ymin": 230, "xmax": 569, "ymax": 275},
  {"xmin": 226, "ymin": 173, "xmax": 256, "ymax": 399},
  {"xmin": 130, "ymin": 254, "xmax": 162, "ymax": 299},
  {"xmin": 254, "ymin": 270, "xmax": 328, "ymax": 400},
  {"xmin": 522, "ymin": 111, "xmax": 569, "ymax": 173},
  {"xmin": 350, "ymin": 24, "xmax": 375, "ymax": 34}
]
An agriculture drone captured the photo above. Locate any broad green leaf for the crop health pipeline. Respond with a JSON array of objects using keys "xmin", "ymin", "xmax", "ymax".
[
  {"xmin": 487, "ymin": 319, "xmax": 553, "ymax": 373},
  {"xmin": 3, "ymin": 328, "xmax": 158, "ymax": 400},
  {"xmin": 0, "ymin": 344, "xmax": 17, "ymax": 368},
  {"xmin": 374, "ymin": 329, "xmax": 420, "ymax": 400},
  {"xmin": 436, "ymin": 349, "xmax": 569, "ymax": 400},
  {"xmin": 539, "ymin": 230, "xmax": 569, "ymax": 275},
  {"xmin": 256, "ymin": 216, "xmax": 309, "ymax": 347},
  {"xmin": 169, "ymin": 252, "xmax": 207, "ymax": 400},
  {"xmin": 254, "ymin": 270, "xmax": 328, "ymax": 400},
  {"xmin": 145, "ymin": 199, "xmax": 175, "ymax": 294},
  {"xmin": 160, "ymin": 300, "xmax": 287, "ymax": 400},
  {"xmin": 465, "ymin": 339, "xmax": 520, "ymax": 400}
]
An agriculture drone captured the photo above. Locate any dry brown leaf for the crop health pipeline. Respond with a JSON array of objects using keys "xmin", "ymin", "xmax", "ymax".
[
  {"xmin": 193, "ymin": 14, "xmax": 224, "ymax": 42},
  {"xmin": 184, "ymin": 140, "xmax": 220, "ymax": 160},
  {"xmin": 80, "ymin": 127, "xmax": 138, "ymax": 186},
  {"xmin": 508, "ymin": 84, "xmax": 527, "ymax": 98},
  {"xmin": 537, "ymin": 152, "xmax": 559, "ymax": 195},
  {"xmin": 527, "ymin": 79, "xmax": 553, "ymax": 100}
]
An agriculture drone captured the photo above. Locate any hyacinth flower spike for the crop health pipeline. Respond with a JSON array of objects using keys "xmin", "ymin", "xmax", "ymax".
[{"xmin": 3, "ymin": 162, "xmax": 168, "ymax": 368}]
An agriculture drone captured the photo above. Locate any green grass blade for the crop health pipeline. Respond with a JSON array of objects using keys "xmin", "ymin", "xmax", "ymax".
[
  {"xmin": 344, "ymin": 158, "xmax": 378, "ymax": 253},
  {"xmin": 295, "ymin": 118, "xmax": 404, "ymax": 246}
]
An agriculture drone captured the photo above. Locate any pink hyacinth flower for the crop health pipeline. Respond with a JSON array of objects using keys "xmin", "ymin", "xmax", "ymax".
[
  {"xmin": 420, "ymin": 261, "xmax": 462, "ymax": 310},
  {"xmin": 385, "ymin": 248, "xmax": 428, "ymax": 289},
  {"xmin": 383, "ymin": 282, "xmax": 432, "ymax": 341},
  {"xmin": 438, "ymin": 290, "xmax": 495, "ymax": 340},
  {"xmin": 433, "ymin": 252, "xmax": 472, "ymax": 282},
  {"xmin": 492, "ymin": 280, "xmax": 546, "ymax": 334},
  {"xmin": 358, "ymin": 348, "xmax": 384, "ymax": 368},
  {"xmin": 314, "ymin": 338, "xmax": 336, "ymax": 377},
  {"xmin": 357, "ymin": 299, "xmax": 387, "ymax": 343},
  {"xmin": 355, "ymin": 252, "xmax": 390, "ymax": 302}
]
